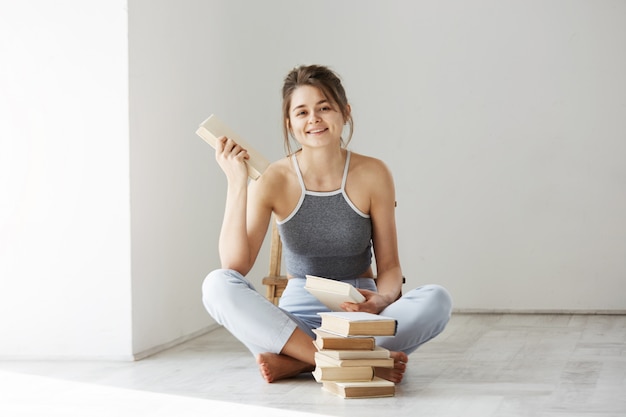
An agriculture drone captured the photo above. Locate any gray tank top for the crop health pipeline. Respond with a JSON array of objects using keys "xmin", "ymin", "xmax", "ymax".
[{"xmin": 277, "ymin": 151, "xmax": 373, "ymax": 279}]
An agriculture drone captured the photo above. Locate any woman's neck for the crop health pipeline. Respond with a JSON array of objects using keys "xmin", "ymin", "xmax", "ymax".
[{"xmin": 296, "ymin": 147, "xmax": 346, "ymax": 192}]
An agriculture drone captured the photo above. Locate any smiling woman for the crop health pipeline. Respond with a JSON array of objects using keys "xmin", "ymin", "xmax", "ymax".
[
  {"xmin": 286, "ymin": 86, "xmax": 347, "ymax": 153},
  {"xmin": 281, "ymin": 65, "xmax": 354, "ymax": 155},
  {"xmin": 202, "ymin": 64, "xmax": 452, "ymax": 384}
]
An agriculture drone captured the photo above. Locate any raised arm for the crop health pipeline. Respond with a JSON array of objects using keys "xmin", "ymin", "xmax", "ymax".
[{"xmin": 215, "ymin": 136, "xmax": 272, "ymax": 276}]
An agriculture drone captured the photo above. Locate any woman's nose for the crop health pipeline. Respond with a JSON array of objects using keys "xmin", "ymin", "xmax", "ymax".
[{"xmin": 308, "ymin": 110, "xmax": 320, "ymax": 123}]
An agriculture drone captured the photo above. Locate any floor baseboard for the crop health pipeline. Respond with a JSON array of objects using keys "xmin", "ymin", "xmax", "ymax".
[
  {"xmin": 133, "ymin": 323, "xmax": 221, "ymax": 361},
  {"xmin": 453, "ymin": 308, "xmax": 626, "ymax": 315}
]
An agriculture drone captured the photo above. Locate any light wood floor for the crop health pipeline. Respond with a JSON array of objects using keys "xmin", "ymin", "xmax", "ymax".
[{"xmin": 1, "ymin": 313, "xmax": 625, "ymax": 417}]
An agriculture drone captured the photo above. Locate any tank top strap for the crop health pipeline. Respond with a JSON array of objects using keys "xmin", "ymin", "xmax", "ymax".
[
  {"xmin": 291, "ymin": 153, "xmax": 306, "ymax": 192},
  {"xmin": 340, "ymin": 150, "xmax": 351, "ymax": 191}
]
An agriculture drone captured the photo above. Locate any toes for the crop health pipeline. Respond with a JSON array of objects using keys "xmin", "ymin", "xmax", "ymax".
[
  {"xmin": 256, "ymin": 354, "xmax": 273, "ymax": 383},
  {"xmin": 395, "ymin": 361, "xmax": 407, "ymax": 371}
]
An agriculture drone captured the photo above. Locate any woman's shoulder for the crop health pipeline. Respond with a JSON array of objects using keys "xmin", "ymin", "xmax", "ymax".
[
  {"xmin": 345, "ymin": 151, "xmax": 395, "ymax": 213},
  {"xmin": 262, "ymin": 155, "xmax": 293, "ymax": 181},
  {"xmin": 349, "ymin": 151, "xmax": 392, "ymax": 177},
  {"xmin": 250, "ymin": 155, "xmax": 296, "ymax": 195},
  {"xmin": 249, "ymin": 155, "xmax": 301, "ymax": 216}
]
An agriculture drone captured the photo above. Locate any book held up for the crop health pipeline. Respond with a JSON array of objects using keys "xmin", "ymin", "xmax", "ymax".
[{"xmin": 195, "ymin": 114, "xmax": 270, "ymax": 180}]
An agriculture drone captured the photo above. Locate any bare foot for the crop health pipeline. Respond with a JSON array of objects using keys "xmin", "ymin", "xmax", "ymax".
[
  {"xmin": 256, "ymin": 353, "xmax": 315, "ymax": 383},
  {"xmin": 374, "ymin": 351, "xmax": 408, "ymax": 383}
]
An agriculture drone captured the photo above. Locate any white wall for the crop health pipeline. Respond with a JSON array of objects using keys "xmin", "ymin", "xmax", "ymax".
[
  {"xmin": 0, "ymin": 0, "xmax": 219, "ymax": 360},
  {"xmin": 0, "ymin": 1, "xmax": 133, "ymax": 358},
  {"xmin": 138, "ymin": 0, "xmax": 625, "ymax": 312}
]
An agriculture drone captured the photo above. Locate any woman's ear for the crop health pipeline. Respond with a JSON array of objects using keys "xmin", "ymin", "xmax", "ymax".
[{"xmin": 345, "ymin": 104, "xmax": 352, "ymax": 123}]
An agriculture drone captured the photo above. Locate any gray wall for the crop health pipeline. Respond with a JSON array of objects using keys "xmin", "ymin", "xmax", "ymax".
[{"xmin": 130, "ymin": 0, "xmax": 625, "ymax": 314}]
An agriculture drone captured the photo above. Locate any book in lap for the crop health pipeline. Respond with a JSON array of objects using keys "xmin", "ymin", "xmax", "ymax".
[
  {"xmin": 196, "ymin": 114, "xmax": 270, "ymax": 180},
  {"xmin": 318, "ymin": 311, "xmax": 398, "ymax": 337},
  {"xmin": 305, "ymin": 275, "xmax": 366, "ymax": 311},
  {"xmin": 322, "ymin": 377, "xmax": 395, "ymax": 399}
]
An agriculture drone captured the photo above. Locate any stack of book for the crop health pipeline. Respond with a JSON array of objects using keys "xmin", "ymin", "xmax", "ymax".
[{"xmin": 312, "ymin": 311, "xmax": 398, "ymax": 399}]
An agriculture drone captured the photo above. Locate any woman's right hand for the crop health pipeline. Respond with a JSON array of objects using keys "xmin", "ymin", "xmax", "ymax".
[{"xmin": 215, "ymin": 135, "xmax": 249, "ymax": 184}]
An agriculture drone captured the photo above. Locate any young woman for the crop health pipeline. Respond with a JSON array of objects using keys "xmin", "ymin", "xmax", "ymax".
[{"xmin": 203, "ymin": 65, "xmax": 452, "ymax": 383}]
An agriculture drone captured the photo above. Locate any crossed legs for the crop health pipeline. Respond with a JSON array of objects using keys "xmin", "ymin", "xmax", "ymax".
[{"xmin": 203, "ymin": 269, "xmax": 450, "ymax": 383}]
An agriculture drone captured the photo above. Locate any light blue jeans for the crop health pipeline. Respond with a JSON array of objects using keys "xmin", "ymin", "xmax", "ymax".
[{"xmin": 202, "ymin": 269, "xmax": 452, "ymax": 356}]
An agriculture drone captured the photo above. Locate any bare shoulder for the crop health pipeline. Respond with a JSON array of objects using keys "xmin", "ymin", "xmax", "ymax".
[
  {"xmin": 345, "ymin": 152, "xmax": 395, "ymax": 214},
  {"xmin": 349, "ymin": 151, "xmax": 394, "ymax": 182},
  {"xmin": 249, "ymin": 156, "xmax": 298, "ymax": 210},
  {"xmin": 260, "ymin": 157, "xmax": 293, "ymax": 183}
]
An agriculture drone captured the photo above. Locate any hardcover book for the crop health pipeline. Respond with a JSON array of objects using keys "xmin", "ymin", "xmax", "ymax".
[
  {"xmin": 322, "ymin": 377, "xmax": 396, "ymax": 399},
  {"xmin": 313, "ymin": 345, "xmax": 390, "ymax": 360},
  {"xmin": 315, "ymin": 351, "xmax": 394, "ymax": 368},
  {"xmin": 312, "ymin": 365, "xmax": 374, "ymax": 383},
  {"xmin": 196, "ymin": 114, "xmax": 270, "ymax": 180},
  {"xmin": 312, "ymin": 329, "xmax": 376, "ymax": 351},
  {"xmin": 305, "ymin": 275, "xmax": 365, "ymax": 311},
  {"xmin": 317, "ymin": 312, "xmax": 398, "ymax": 337}
]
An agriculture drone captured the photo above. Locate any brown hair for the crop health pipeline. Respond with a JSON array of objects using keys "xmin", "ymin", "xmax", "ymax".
[{"xmin": 281, "ymin": 65, "xmax": 354, "ymax": 155}]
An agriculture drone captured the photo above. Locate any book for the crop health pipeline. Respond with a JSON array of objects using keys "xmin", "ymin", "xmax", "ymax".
[
  {"xmin": 304, "ymin": 275, "xmax": 365, "ymax": 311},
  {"xmin": 312, "ymin": 365, "xmax": 374, "ymax": 383},
  {"xmin": 311, "ymin": 316, "xmax": 397, "ymax": 398},
  {"xmin": 322, "ymin": 377, "xmax": 395, "ymax": 399},
  {"xmin": 196, "ymin": 114, "xmax": 270, "ymax": 180},
  {"xmin": 315, "ymin": 351, "xmax": 394, "ymax": 368},
  {"xmin": 313, "ymin": 345, "xmax": 390, "ymax": 360},
  {"xmin": 318, "ymin": 312, "xmax": 398, "ymax": 337},
  {"xmin": 312, "ymin": 329, "xmax": 376, "ymax": 351}
]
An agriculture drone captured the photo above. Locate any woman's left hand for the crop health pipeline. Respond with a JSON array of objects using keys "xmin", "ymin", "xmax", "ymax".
[{"xmin": 340, "ymin": 289, "xmax": 389, "ymax": 314}]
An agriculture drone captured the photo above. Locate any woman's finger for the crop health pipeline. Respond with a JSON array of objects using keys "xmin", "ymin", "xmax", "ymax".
[{"xmin": 215, "ymin": 135, "xmax": 228, "ymax": 152}]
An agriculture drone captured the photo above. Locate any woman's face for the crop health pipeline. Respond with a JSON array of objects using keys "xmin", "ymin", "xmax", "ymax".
[{"xmin": 287, "ymin": 85, "xmax": 345, "ymax": 149}]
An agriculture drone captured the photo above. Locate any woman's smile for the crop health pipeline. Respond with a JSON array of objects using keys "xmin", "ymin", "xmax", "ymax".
[{"xmin": 307, "ymin": 127, "xmax": 328, "ymax": 135}]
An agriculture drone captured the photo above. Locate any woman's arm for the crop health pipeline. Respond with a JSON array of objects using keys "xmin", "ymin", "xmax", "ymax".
[
  {"xmin": 343, "ymin": 157, "xmax": 403, "ymax": 314},
  {"xmin": 215, "ymin": 136, "xmax": 272, "ymax": 275}
]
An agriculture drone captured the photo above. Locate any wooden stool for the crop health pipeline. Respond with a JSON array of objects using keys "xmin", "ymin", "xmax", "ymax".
[{"xmin": 261, "ymin": 217, "xmax": 287, "ymax": 305}]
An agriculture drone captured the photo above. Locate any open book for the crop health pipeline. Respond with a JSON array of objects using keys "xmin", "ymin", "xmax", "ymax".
[
  {"xmin": 305, "ymin": 275, "xmax": 366, "ymax": 311},
  {"xmin": 196, "ymin": 114, "xmax": 270, "ymax": 180}
]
